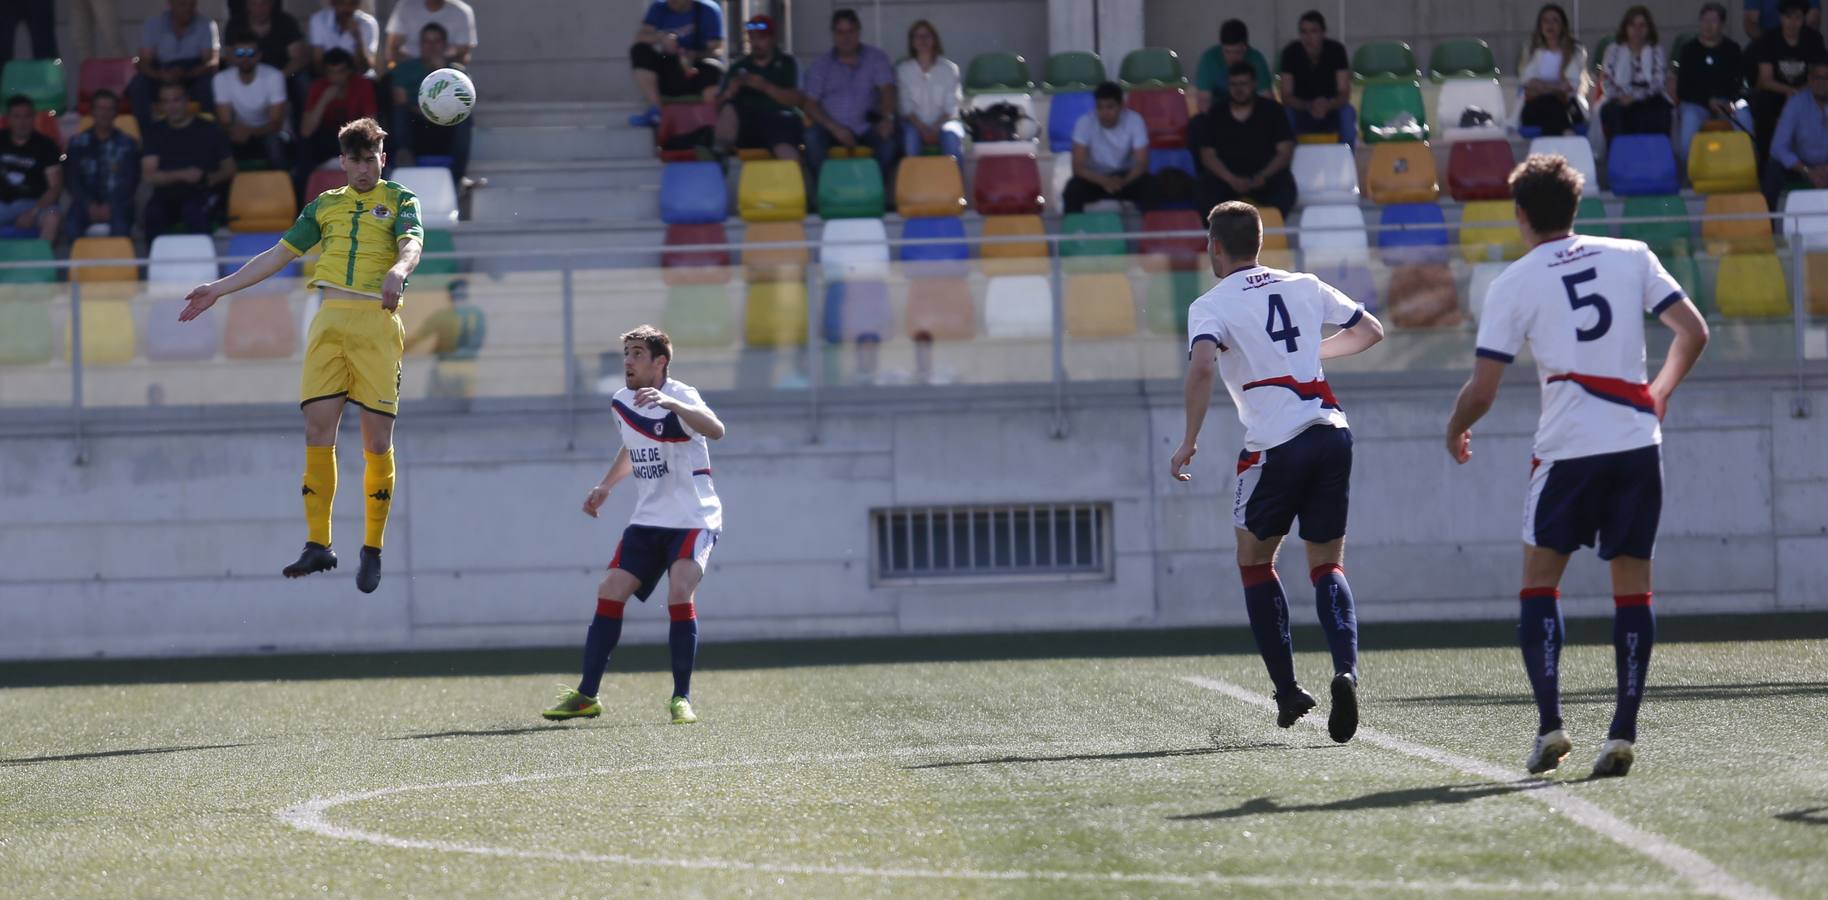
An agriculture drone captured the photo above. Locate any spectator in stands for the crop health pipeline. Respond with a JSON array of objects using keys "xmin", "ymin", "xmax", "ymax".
[
  {"xmin": 127, "ymin": 0, "xmax": 222, "ymax": 131},
  {"xmin": 0, "ymin": 95, "xmax": 63, "ymax": 241},
  {"xmin": 714, "ymin": 15, "xmax": 803, "ymax": 162},
  {"xmin": 0, "ymin": 0, "xmax": 56, "ymax": 67},
  {"xmin": 1195, "ymin": 19, "xmax": 1275, "ymax": 114},
  {"xmin": 1598, "ymin": 6, "xmax": 1675, "ymax": 145},
  {"xmin": 1278, "ymin": 10, "xmax": 1355, "ymax": 144},
  {"xmin": 299, "ymin": 49, "xmax": 377, "ymax": 173},
  {"xmin": 896, "ymin": 20, "xmax": 964, "ymax": 163},
  {"xmin": 1764, "ymin": 58, "xmax": 1828, "ymax": 205},
  {"xmin": 309, "ymin": 0, "xmax": 381, "ymax": 76},
  {"xmin": 1517, "ymin": 3, "xmax": 1591, "ymax": 135},
  {"xmin": 1749, "ymin": 0, "xmax": 1828, "ymax": 173},
  {"xmin": 64, "ymin": 91, "xmax": 140, "ymax": 240},
  {"xmin": 70, "ymin": 0, "xmax": 123, "ymax": 60},
  {"xmin": 1063, "ymin": 82, "xmax": 1155, "ymax": 213},
  {"xmin": 390, "ymin": 23, "xmax": 473, "ymax": 179},
  {"xmin": 1194, "ymin": 63, "xmax": 1297, "ymax": 219},
  {"xmin": 142, "ymin": 81, "xmax": 235, "ymax": 239},
  {"xmin": 214, "ymin": 26, "xmax": 293, "ymax": 171},
  {"xmin": 407, "ymin": 279, "xmax": 486, "ymax": 400},
  {"xmin": 626, "ymin": 0, "xmax": 727, "ymax": 128},
  {"xmin": 803, "ymin": 8, "xmax": 899, "ymax": 178},
  {"xmin": 1677, "ymin": 3, "xmax": 1755, "ymax": 162},
  {"xmin": 229, "ymin": 0, "xmax": 310, "ymax": 110},
  {"xmin": 1747, "ymin": 0, "xmax": 1821, "ymax": 41},
  {"xmin": 385, "ymin": 0, "xmax": 475, "ymax": 68}
]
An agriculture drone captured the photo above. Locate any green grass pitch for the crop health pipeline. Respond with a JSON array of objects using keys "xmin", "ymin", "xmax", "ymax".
[{"xmin": 3, "ymin": 615, "xmax": 1826, "ymax": 898}]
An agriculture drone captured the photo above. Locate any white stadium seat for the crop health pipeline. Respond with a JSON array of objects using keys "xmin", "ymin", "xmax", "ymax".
[
  {"xmin": 1291, "ymin": 144, "xmax": 1360, "ymax": 206},
  {"xmin": 146, "ymin": 234, "xmax": 218, "ymax": 286},
  {"xmin": 1527, "ymin": 136, "xmax": 1600, "ymax": 196},
  {"xmin": 820, "ymin": 218, "xmax": 890, "ymax": 280},
  {"xmin": 390, "ymin": 166, "xmax": 460, "ymax": 223},
  {"xmin": 983, "ymin": 274, "xmax": 1053, "ymax": 338}
]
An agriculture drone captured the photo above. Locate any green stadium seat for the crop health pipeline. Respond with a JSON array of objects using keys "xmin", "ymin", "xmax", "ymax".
[
  {"xmin": 1621, "ymin": 195, "xmax": 1692, "ymax": 254},
  {"xmin": 1575, "ymin": 197, "xmax": 1612, "ymax": 236},
  {"xmin": 1429, "ymin": 39, "xmax": 1499, "ymax": 80},
  {"xmin": 1360, "ymin": 81, "xmax": 1428, "ymax": 143},
  {"xmin": 664, "ymin": 284, "xmax": 737, "ymax": 347},
  {"xmin": 1663, "ymin": 252, "xmax": 1709, "ymax": 313},
  {"xmin": 964, "ymin": 52, "xmax": 1034, "ymax": 94},
  {"xmin": 1058, "ymin": 212, "xmax": 1126, "ymax": 272},
  {"xmin": 1592, "ymin": 37, "xmax": 1614, "ymax": 73},
  {"xmin": 0, "ymin": 286, "xmax": 56, "ymax": 364},
  {"xmin": 1146, "ymin": 269, "xmax": 1201, "ymax": 334},
  {"xmin": 0, "ymin": 238, "xmax": 55, "ymax": 283},
  {"xmin": 1352, "ymin": 41, "xmax": 1418, "ymax": 82},
  {"xmin": 1044, "ymin": 51, "xmax": 1106, "ymax": 92},
  {"xmin": 816, "ymin": 157, "xmax": 886, "ymax": 219},
  {"xmin": 417, "ymin": 229, "xmax": 460, "ymax": 276},
  {"xmin": 1, "ymin": 59, "xmax": 67, "ymax": 114},
  {"xmin": 1118, "ymin": 48, "xmax": 1185, "ymax": 88}
]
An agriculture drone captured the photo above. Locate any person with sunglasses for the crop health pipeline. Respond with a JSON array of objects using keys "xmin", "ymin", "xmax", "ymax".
[{"xmin": 213, "ymin": 24, "xmax": 293, "ymax": 171}]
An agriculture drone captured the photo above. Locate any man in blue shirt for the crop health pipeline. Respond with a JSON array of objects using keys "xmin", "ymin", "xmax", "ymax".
[
  {"xmin": 1764, "ymin": 58, "xmax": 1828, "ymax": 206},
  {"xmin": 627, "ymin": 0, "xmax": 726, "ymax": 127},
  {"xmin": 64, "ymin": 91, "xmax": 141, "ymax": 240}
]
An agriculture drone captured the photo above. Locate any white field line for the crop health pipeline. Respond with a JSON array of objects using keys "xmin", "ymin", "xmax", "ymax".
[
  {"xmin": 1180, "ymin": 674, "xmax": 1777, "ymax": 900},
  {"xmin": 277, "ymin": 742, "xmax": 1686, "ymax": 895}
]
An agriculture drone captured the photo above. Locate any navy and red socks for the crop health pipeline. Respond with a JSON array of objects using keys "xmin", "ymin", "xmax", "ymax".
[
  {"xmin": 1518, "ymin": 587, "xmax": 1565, "ymax": 735},
  {"xmin": 669, "ymin": 602, "xmax": 699, "ymax": 699},
  {"xmin": 1610, "ymin": 592, "xmax": 1655, "ymax": 742},
  {"xmin": 1241, "ymin": 564, "xmax": 1298, "ymax": 694},
  {"xmin": 578, "ymin": 597, "xmax": 626, "ymax": 697},
  {"xmin": 1310, "ymin": 564, "xmax": 1359, "ymax": 677}
]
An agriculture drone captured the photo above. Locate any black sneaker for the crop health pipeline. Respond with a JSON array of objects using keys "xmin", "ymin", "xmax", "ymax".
[
  {"xmin": 1328, "ymin": 672, "xmax": 1360, "ymax": 743},
  {"xmin": 282, "ymin": 542, "xmax": 338, "ymax": 578},
  {"xmin": 1274, "ymin": 686, "xmax": 1317, "ymax": 728},
  {"xmin": 356, "ymin": 546, "xmax": 382, "ymax": 593}
]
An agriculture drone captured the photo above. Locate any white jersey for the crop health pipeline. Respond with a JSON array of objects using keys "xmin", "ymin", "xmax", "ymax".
[
  {"xmin": 1475, "ymin": 235, "xmax": 1685, "ymax": 461},
  {"xmin": 611, "ymin": 378, "xmax": 723, "ymax": 531},
  {"xmin": 1187, "ymin": 265, "xmax": 1364, "ymax": 452}
]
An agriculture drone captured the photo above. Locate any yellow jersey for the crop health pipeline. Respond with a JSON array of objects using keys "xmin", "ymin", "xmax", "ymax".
[{"xmin": 280, "ymin": 180, "xmax": 425, "ymax": 300}]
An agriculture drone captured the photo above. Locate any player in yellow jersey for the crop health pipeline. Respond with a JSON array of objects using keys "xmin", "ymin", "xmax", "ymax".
[{"xmin": 178, "ymin": 118, "xmax": 425, "ymax": 593}]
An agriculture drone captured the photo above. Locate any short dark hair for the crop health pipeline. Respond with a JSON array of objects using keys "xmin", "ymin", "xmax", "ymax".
[
  {"xmin": 1227, "ymin": 62, "xmax": 1255, "ymax": 80},
  {"xmin": 1093, "ymin": 81, "xmax": 1123, "ymax": 104},
  {"xmin": 1207, "ymin": 201, "xmax": 1263, "ymax": 260},
  {"xmin": 831, "ymin": 8, "xmax": 860, "ymax": 29},
  {"xmin": 225, "ymin": 24, "xmax": 257, "ymax": 45},
  {"xmin": 621, "ymin": 325, "xmax": 674, "ymax": 376},
  {"xmin": 322, "ymin": 48, "xmax": 354, "ymax": 69},
  {"xmin": 1220, "ymin": 18, "xmax": 1249, "ymax": 45},
  {"xmin": 156, "ymin": 80, "xmax": 188, "ymax": 97},
  {"xmin": 1300, "ymin": 10, "xmax": 1327, "ymax": 30},
  {"xmin": 1699, "ymin": 2, "xmax": 1729, "ymax": 24},
  {"xmin": 5, "ymin": 93, "xmax": 31, "ymax": 112},
  {"xmin": 420, "ymin": 21, "xmax": 447, "ymax": 41},
  {"xmin": 1510, "ymin": 154, "xmax": 1584, "ymax": 235},
  {"xmin": 338, "ymin": 117, "xmax": 387, "ymax": 157},
  {"xmin": 90, "ymin": 88, "xmax": 119, "ymax": 105},
  {"xmin": 1780, "ymin": 0, "xmax": 1809, "ymax": 15}
]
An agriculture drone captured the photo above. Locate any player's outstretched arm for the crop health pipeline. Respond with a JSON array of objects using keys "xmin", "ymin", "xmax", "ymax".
[
  {"xmin": 1445, "ymin": 358, "xmax": 1506, "ymax": 464},
  {"xmin": 177, "ymin": 243, "xmax": 301, "ymax": 321},
  {"xmin": 1319, "ymin": 309, "xmax": 1385, "ymax": 360},
  {"xmin": 1649, "ymin": 298, "xmax": 1710, "ymax": 420},
  {"xmin": 583, "ymin": 448, "xmax": 633, "ymax": 518},
  {"xmin": 1171, "ymin": 341, "xmax": 1220, "ymax": 482}
]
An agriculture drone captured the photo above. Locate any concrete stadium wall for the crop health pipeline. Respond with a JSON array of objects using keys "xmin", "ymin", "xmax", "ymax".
[{"xmin": 3, "ymin": 376, "xmax": 1823, "ymax": 661}]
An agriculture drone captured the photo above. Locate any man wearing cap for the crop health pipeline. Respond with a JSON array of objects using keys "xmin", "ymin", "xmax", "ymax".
[{"xmin": 714, "ymin": 14, "xmax": 804, "ymax": 162}]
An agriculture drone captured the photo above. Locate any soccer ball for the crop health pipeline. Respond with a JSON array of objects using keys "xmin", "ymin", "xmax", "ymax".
[{"xmin": 418, "ymin": 68, "xmax": 475, "ymax": 126}]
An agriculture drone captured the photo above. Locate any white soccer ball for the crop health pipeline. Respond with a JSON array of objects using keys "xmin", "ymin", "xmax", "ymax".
[{"xmin": 417, "ymin": 67, "xmax": 475, "ymax": 126}]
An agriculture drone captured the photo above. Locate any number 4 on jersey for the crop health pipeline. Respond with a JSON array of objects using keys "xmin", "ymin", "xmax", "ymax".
[{"xmin": 1266, "ymin": 294, "xmax": 1301, "ymax": 352}]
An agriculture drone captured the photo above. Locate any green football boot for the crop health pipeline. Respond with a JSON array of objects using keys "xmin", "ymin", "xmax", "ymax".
[
  {"xmin": 668, "ymin": 695, "xmax": 698, "ymax": 725},
  {"xmin": 541, "ymin": 686, "xmax": 602, "ymax": 721}
]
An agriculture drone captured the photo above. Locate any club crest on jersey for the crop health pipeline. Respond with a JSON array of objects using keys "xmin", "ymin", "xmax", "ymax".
[{"xmin": 372, "ymin": 204, "xmax": 392, "ymax": 219}]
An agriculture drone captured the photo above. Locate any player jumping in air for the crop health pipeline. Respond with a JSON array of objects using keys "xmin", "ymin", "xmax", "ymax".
[
  {"xmin": 543, "ymin": 326, "xmax": 724, "ymax": 726},
  {"xmin": 1445, "ymin": 154, "xmax": 1709, "ymax": 777},
  {"xmin": 1171, "ymin": 201, "xmax": 1386, "ymax": 743},
  {"xmin": 179, "ymin": 118, "xmax": 423, "ymax": 593}
]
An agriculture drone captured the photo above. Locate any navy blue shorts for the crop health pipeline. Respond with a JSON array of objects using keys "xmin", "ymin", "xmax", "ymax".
[
  {"xmin": 1523, "ymin": 444, "xmax": 1662, "ymax": 560},
  {"xmin": 1233, "ymin": 424, "xmax": 1353, "ymax": 543},
  {"xmin": 609, "ymin": 524, "xmax": 717, "ymax": 601}
]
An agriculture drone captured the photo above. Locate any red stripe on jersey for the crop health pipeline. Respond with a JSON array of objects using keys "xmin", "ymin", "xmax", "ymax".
[
  {"xmin": 1614, "ymin": 592, "xmax": 1653, "ymax": 608},
  {"xmin": 1545, "ymin": 373, "xmax": 1656, "ymax": 415},
  {"xmin": 1242, "ymin": 375, "xmax": 1341, "ymax": 410},
  {"xmin": 1237, "ymin": 450, "xmax": 1263, "ymax": 475},
  {"xmin": 676, "ymin": 529, "xmax": 701, "ymax": 560}
]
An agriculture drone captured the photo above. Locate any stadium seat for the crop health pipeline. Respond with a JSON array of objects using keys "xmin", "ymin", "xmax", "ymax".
[
  {"xmin": 1149, "ymin": 146, "xmax": 1194, "ymax": 178},
  {"xmin": 1047, "ymin": 91, "xmax": 1095, "ymax": 152},
  {"xmin": 821, "ymin": 218, "xmax": 890, "ymax": 279},
  {"xmin": 817, "ymin": 157, "xmax": 886, "ymax": 220},
  {"xmin": 1447, "ymin": 139, "xmax": 1514, "ymax": 201},
  {"xmin": 965, "ymin": 52, "xmax": 1034, "ymax": 94},
  {"xmin": 2, "ymin": 59, "xmax": 66, "ymax": 114},
  {"xmin": 1139, "ymin": 209, "xmax": 1205, "ymax": 270},
  {"xmin": 1434, "ymin": 78, "xmax": 1507, "ymax": 141},
  {"xmin": 70, "ymin": 236, "xmax": 136, "ymax": 282},
  {"xmin": 905, "ymin": 277, "xmax": 976, "ymax": 340},
  {"xmin": 1378, "ymin": 203, "xmax": 1450, "ymax": 264},
  {"xmin": 822, "ymin": 279, "xmax": 894, "ymax": 343},
  {"xmin": 664, "ymin": 284, "xmax": 737, "ymax": 347},
  {"xmin": 738, "ymin": 160, "xmax": 808, "ymax": 222},
  {"xmin": 656, "ymin": 101, "xmax": 717, "ymax": 161},
  {"xmin": 896, "ymin": 156, "xmax": 967, "ymax": 217},
  {"xmin": 1429, "ymin": 39, "xmax": 1499, "ymax": 80},
  {"xmin": 33, "ymin": 110, "xmax": 60, "ymax": 150},
  {"xmin": 1059, "ymin": 211, "xmax": 1127, "ymax": 273},
  {"xmin": 1664, "ymin": 251, "xmax": 1709, "ymax": 312},
  {"xmin": 415, "ymin": 228, "xmax": 459, "ymax": 277},
  {"xmin": 1047, "ymin": 153, "xmax": 1073, "ymax": 210},
  {"xmin": 658, "ymin": 161, "xmax": 728, "ymax": 225},
  {"xmin": 304, "ymin": 169, "xmax": 345, "ymax": 204},
  {"xmin": 1527, "ymin": 136, "xmax": 1600, "ymax": 196},
  {"xmin": 0, "ymin": 288, "xmax": 56, "ymax": 364},
  {"xmin": 1360, "ymin": 81, "xmax": 1428, "ymax": 142},
  {"xmin": 1808, "ymin": 253, "xmax": 1828, "ymax": 315},
  {"xmin": 964, "ymin": 89, "xmax": 1037, "ymax": 123},
  {"xmin": 1306, "ymin": 257, "xmax": 1379, "ymax": 311},
  {"xmin": 1125, "ymin": 88, "xmax": 1189, "ymax": 149},
  {"xmin": 1290, "ymin": 144, "xmax": 1360, "ymax": 205},
  {"xmin": 1385, "ymin": 263, "xmax": 1462, "ymax": 327},
  {"xmin": 79, "ymin": 58, "xmax": 137, "ymax": 113},
  {"xmin": 662, "ymin": 222, "xmax": 731, "ymax": 284},
  {"xmin": 143, "ymin": 298, "xmax": 220, "ymax": 361},
  {"xmin": 77, "ymin": 114, "xmax": 141, "ymax": 144},
  {"xmin": 743, "ymin": 221, "xmax": 809, "ymax": 281},
  {"xmin": 1044, "ymin": 51, "xmax": 1106, "ymax": 91},
  {"xmin": 1296, "ymin": 204, "xmax": 1371, "ymax": 263},
  {"xmin": 1781, "ymin": 189, "xmax": 1828, "ymax": 246},
  {"xmin": 973, "ymin": 155, "xmax": 1043, "ymax": 215},
  {"xmin": 223, "ymin": 294, "xmax": 298, "ymax": 359},
  {"xmin": 71, "ymin": 295, "xmax": 136, "ymax": 364},
  {"xmin": 1607, "ymin": 134, "xmax": 1679, "ymax": 196},
  {"xmin": 1688, "ymin": 131, "xmax": 1758, "ymax": 194},
  {"xmin": 1702, "ymin": 193, "xmax": 1774, "ymax": 255},
  {"xmin": 1364, "ymin": 142, "xmax": 1439, "ymax": 204},
  {"xmin": 1713, "ymin": 253, "xmax": 1789, "ymax": 317},
  {"xmin": 1466, "ymin": 261, "xmax": 1509, "ymax": 321},
  {"xmin": 1118, "ymin": 48, "xmax": 1186, "ymax": 88},
  {"xmin": 225, "ymin": 171, "xmax": 298, "ymax": 233},
  {"xmin": 979, "ymin": 215, "xmax": 1048, "ymax": 275},
  {"xmin": 900, "ymin": 216, "xmax": 970, "ymax": 276},
  {"xmin": 1258, "ymin": 206, "xmax": 1292, "ymax": 264},
  {"xmin": 1063, "ymin": 271, "xmax": 1137, "ymax": 336},
  {"xmin": 0, "ymin": 238, "xmax": 54, "ymax": 283},
  {"xmin": 1459, "ymin": 200, "xmax": 1526, "ymax": 262},
  {"xmin": 983, "ymin": 274, "xmax": 1054, "ymax": 337},
  {"xmin": 147, "ymin": 234, "xmax": 218, "ymax": 286},
  {"xmin": 1145, "ymin": 269, "xmax": 1202, "ymax": 334},
  {"xmin": 390, "ymin": 166, "xmax": 458, "ymax": 225},
  {"xmin": 1575, "ymin": 196, "xmax": 1612, "ymax": 236},
  {"xmin": 222, "ymin": 232, "xmax": 297, "ymax": 278},
  {"xmin": 1352, "ymin": 41, "xmax": 1419, "ymax": 82},
  {"xmin": 744, "ymin": 280, "xmax": 809, "ymax": 346},
  {"xmin": 1621, "ymin": 195, "xmax": 1692, "ymax": 254}
]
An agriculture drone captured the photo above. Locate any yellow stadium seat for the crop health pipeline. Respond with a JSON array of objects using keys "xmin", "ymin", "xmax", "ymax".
[
  {"xmin": 744, "ymin": 280, "xmax": 808, "ymax": 346},
  {"xmin": 1364, "ymin": 141, "xmax": 1440, "ymax": 204},
  {"xmin": 1713, "ymin": 254, "xmax": 1789, "ymax": 317},
  {"xmin": 228, "ymin": 171, "xmax": 298, "ymax": 232},
  {"xmin": 1063, "ymin": 271, "xmax": 1137, "ymax": 336},
  {"xmin": 1458, "ymin": 200, "xmax": 1525, "ymax": 262},
  {"xmin": 69, "ymin": 237, "xmax": 137, "ymax": 282},
  {"xmin": 979, "ymin": 215, "xmax": 1048, "ymax": 276},
  {"xmin": 743, "ymin": 221, "xmax": 809, "ymax": 281},
  {"xmin": 69, "ymin": 296, "xmax": 137, "ymax": 363},
  {"xmin": 895, "ymin": 156, "xmax": 967, "ymax": 218},
  {"xmin": 737, "ymin": 160, "xmax": 806, "ymax": 222},
  {"xmin": 1688, "ymin": 131, "xmax": 1758, "ymax": 194},
  {"xmin": 78, "ymin": 115, "xmax": 140, "ymax": 142},
  {"xmin": 1701, "ymin": 192, "xmax": 1773, "ymax": 255},
  {"xmin": 1259, "ymin": 206, "xmax": 1290, "ymax": 250},
  {"xmin": 223, "ymin": 293, "xmax": 298, "ymax": 359}
]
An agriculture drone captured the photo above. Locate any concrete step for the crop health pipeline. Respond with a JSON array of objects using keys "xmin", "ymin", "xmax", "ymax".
[
  {"xmin": 470, "ymin": 160, "xmax": 664, "ymax": 192},
  {"xmin": 473, "ymin": 100, "xmax": 647, "ymax": 127},
  {"xmin": 451, "ymin": 227, "xmax": 662, "ymax": 276},
  {"xmin": 469, "ymin": 183, "xmax": 659, "ymax": 225},
  {"xmin": 473, "ymin": 122, "xmax": 656, "ymax": 164}
]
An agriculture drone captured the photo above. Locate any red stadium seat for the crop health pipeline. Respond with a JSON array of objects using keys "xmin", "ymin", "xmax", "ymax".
[
  {"xmin": 304, "ymin": 169, "xmax": 344, "ymax": 203},
  {"xmin": 662, "ymin": 223, "xmax": 732, "ymax": 285},
  {"xmin": 33, "ymin": 110, "xmax": 60, "ymax": 149},
  {"xmin": 1138, "ymin": 209, "xmax": 1204, "ymax": 270},
  {"xmin": 79, "ymin": 58, "xmax": 138, "ymax": 114},
  {"xmin": 1447, "ymin": 139, "xmax": 1514, "ymax": 202},
  {"xmin": 657, "ymin": 101, "xmax": 718, "ymax": 161},
  {"xmin": 972, "ymin": 155, "xmax": 1043, "ymax": 215},
  {"xmin": 1124, "ymin": 88, "xmax": 1190, "ymax": 149}
]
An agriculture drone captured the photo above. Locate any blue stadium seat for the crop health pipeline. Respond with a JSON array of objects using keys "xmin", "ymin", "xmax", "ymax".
[
  {"xmin": 1378, "ymin": 203, "xmax": 1450, "ymax": 264},
  {"xmin": 900, "ymin": 217, "xmax": 969, "ymax": 277},
  {"xmin": 822, "ymin": 279, "xmax": 894, "ymax": 343},
  {"xmin": 1308, "ymin": 257, "xmax": 1379, "ymax": 312},
  {"xmin": 1149, "ymin": 147, "xmax": 1194, "ymax": 177},
  {"xmin": 1606, "ymin": 134, "xmax": 1678, "ymax": 196},
  {"xmin": 1048, "ymin": 91, "xmax": 1094, "ymax": 152},
  {"xmin": 224, "ymin": 233, "xmax": 301, "ymax": 277},
  {"xmin": 660, "ymin": 161, "xmax": 729, "ymax": 225}
]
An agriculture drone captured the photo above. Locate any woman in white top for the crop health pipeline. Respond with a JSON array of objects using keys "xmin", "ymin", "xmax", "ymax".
[
  {"xmin": 1598, "ymin": 5, "xmax": 1675, "ymax": 145},
  {"xmin": 1517, "ymin": 3, "xmax": 1591, "ymax": 135},
  {"xmin": 895, "ymin": 20, "xmax": 965, "ymax": 161}
]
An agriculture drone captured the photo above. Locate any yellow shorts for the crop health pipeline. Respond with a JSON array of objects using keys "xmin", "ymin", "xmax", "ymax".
[{"xmin": 300, "ymin": 298, "xmax": 404, "ymax": 416}]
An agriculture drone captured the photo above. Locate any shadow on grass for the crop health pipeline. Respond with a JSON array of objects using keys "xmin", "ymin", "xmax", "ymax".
[
  {"xmin": 2, "ymin": 742, "xmax": 254, "ymax": 766},
  {"xmin": 907, "ymin": 742, "xmax": 1338, "ymax": 770},
  {"xmin": 1775, "ymin": 806, "xmax": 1828, "ymax": 826},
  {"xmin": 384, "ymin": 723, "xmax": 627, "ymax": 741},
  {"xmin": 1386, "ymin": 681, "xmax": 1828, "ymax": 706},
  {"xmin": 1169, "ymin": 780, "xmax": 1549, "ymax": 821}
]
